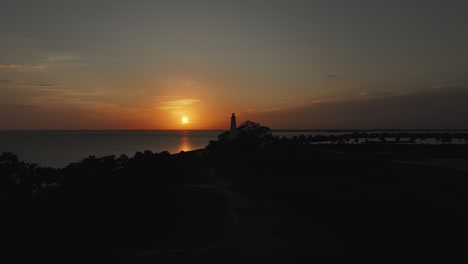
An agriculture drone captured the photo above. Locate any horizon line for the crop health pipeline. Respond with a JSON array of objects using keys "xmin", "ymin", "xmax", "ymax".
[{"xmin": 1, "ymin": 128, "xmax": 467, "ymax": 132}]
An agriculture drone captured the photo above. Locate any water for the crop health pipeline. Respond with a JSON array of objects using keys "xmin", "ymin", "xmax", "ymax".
[
  {"xmin": 0, "ymin": 130, "xmax": 223, "ymax": 168},
  {"xmin": 1, "ymin": 130, "xmax": 466, "ymax": 168}
]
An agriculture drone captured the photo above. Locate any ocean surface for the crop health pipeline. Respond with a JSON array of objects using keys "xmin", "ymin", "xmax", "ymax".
[
  {"xmin": 0, "ymin": 130, "xmax": 466, "ymax": 168},
  {"xmin": 0, "ymin": 130, "xmax": 222, "ymax": 168}
]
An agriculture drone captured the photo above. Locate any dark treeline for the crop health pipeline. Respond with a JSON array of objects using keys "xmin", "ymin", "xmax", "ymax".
[
  {"xmin": 2, "ymin": 121, "xmax": 468, "ymax": 263},
  {"xmin": 4, "ymin": 149, "xmax": 221, "ymax": 263},
  {"xmin": 274, "ymin": 131, "xmax": 468, "ymax": 145}
]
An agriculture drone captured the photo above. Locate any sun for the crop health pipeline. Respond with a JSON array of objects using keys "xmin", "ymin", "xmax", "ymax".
[{"xmin": 181, "ymin": 116, "xmax": 189, "ymax": 124}]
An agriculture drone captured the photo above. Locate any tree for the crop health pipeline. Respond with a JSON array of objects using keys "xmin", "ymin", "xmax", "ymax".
[
  {"xmin": 0, "ymin": 152, "xmax": 34, "ymax": 206},
  {"xmin": 237, "ymin": 121, "xmax": 272, "ymax": 141},
  {"xmin": 418, "ymin": 134, "xmax": 427, "ymax": 144},
  {"xmin": 299, "ymin": 134, "xmax": 307, "ymax": 144},
  {"xmin": 217, "ymin": 131, "xmax": 231, "ymax": 142},
  {"xmin": 235, "ymin": 121, "xmax": 273, "ymax": 149},
  {"xmin": 441, "ymin": 134, "xmax": 452, "ymax": 144}
]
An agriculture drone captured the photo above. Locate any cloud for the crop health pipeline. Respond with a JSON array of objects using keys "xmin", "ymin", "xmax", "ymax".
[
  {"xmin": 0, "ymin": 63, "xmax": 46, "ymax": 69},
  {"xmin": 242, "ymin": 86, "xmax": 468, "ymax": 129},
  {"xmin": 327, "ymin": 74, "xmax": 340, "ymax": 80},
  {"xmin": 0, "ymin": 103, "xmax": 39, "ymax": 111},
  {"xmin": 0, "ymin": 64, "xmax": 21, "ymax": 68},
  {"xmin": 158, "ymin": 99, "xmax": 202, "ymax": 111},
  {"xmin": 430, "ymin": 82, "xmax": 461, "ymax": 90},
  {"xmin": 0, "ymin": 36, "xmax": 36, "ymax": 42},
  {"xmin": 357, "ymin": 89, "xmax": 405, "ymax": 99},
  {"xmin": 31, "ymin": 52, "xmax": 91, "ymax": 69},
  {"xmin": 38, "ymin": 51, "xmax": 118, "ymax": 69},
  {"xmin": 43, "ymin": 55, "xmax": 81, "ymax": 63},
  {"xmin": 0, "ymin": 79, "xmax": 68, "ymax": 89},
  {"xmin": 245, "ymin": 98, "xmax": 325, "ymax": 115},
  {"xmin": 41, "ymin": 52, "xmax": 92, "ymax": 67}
]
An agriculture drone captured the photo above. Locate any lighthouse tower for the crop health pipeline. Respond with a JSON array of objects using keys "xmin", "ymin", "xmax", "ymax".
[{"xmin": 230, "ymin": 113, "xmax": 238, "ymax": 139}]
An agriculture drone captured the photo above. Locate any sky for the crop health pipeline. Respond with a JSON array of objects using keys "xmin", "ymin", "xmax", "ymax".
[{"xmin": 1, "ymin": 0, "xmax": 467, "ymax": 130}]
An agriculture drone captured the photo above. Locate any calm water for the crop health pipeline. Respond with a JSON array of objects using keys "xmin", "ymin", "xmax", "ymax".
[
  {"xmin": 0, "ymin": 130, "xmax": 223, "ymax": 168},
  {"xmin": 1, "ymin": 130, "xmax": 466, "ymax": 168}
]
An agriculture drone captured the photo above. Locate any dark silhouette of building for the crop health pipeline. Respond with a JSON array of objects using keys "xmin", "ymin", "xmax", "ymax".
[{"xmin": 230, "ymin": 113, "xmax": 238, "ymax": 140}]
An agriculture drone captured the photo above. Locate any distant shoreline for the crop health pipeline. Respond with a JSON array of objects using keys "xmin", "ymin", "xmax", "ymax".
[
  {"xmin": 0, "ymin": 129, "xmax": 226, "ymax": 132},
  {"xmin": 1, "ymin": 128, "xmax": 467, "ymax": 132},
  {"xmin": 2, "ymin": 130, "xmax": 466, "ymax": 168},
  {"xmin": 271, "ymin": 128, "xmax": 468, "ymax": 132}
]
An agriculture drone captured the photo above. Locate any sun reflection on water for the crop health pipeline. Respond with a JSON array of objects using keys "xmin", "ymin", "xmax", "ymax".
[{"xmin": 178, "ymin": 135, "xmax": 192, "ymax": 152}]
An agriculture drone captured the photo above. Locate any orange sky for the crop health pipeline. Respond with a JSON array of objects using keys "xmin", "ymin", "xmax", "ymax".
[{"xmin": 1, "ymin": 1, "xmax": 468, "ymax": 130}]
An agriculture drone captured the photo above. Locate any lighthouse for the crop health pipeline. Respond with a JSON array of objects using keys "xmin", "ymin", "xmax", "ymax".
[{"xmin": 230, "ymin": 113, "xmax": 238, "ymax": 139}]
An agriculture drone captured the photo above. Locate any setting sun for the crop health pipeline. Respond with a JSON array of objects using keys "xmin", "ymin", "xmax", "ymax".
[{"xmin": 181, "ymin": 117, "xmax": 189, "ymax": 124}]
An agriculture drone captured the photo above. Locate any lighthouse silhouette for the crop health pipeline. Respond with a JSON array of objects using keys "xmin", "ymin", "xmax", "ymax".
[{"xmin": 230, "ymin": 113, "xmax": 238, "ymax": 140}]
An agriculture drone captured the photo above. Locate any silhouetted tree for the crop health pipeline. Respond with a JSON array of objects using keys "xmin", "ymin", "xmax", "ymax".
[
  {"xmin": 418, "ymin": 135, "xmax": 427, "ymax": 144},
  {"xmin": 441, "ymin": 133, "xmax": 452, "ymax": 144},
  {"xmin": 379, "ymin": 136, "xmax": 386, "ymax": 143},
  {"xmin": 230, "ymin": 120, "xmax": 273, "ymax": 149},
  {"xmin": 237, "ymin": 121, "xmax": 272, "ymax": 140},
  {"xmin": 0, "ymin": 152, "xmax": 34, "ymax": 206},
  {"xmin": 217, "ymin": 131, "xmax": 231, "ymax": 141},
  {"xmin": 299, "ymin": 134, "xmax": 307, "ymax": 144}
]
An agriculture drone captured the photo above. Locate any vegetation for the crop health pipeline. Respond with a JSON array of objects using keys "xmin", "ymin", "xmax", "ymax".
[
  {"xmin": 237, "ymin": 121, "xmax": 273, "ymax": 141},
  {"xmin": 2, "ymin": 123, "xmax": 468, "ymax": 263},
  {"xmin": 272, "ymin": 131, "xmax": 468, "ymax": 145}
]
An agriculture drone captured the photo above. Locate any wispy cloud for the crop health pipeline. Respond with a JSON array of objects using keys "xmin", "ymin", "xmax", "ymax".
[
  {"xmin": 0, "ymin": 79, "xmax": 113, "ymax": 111},
  {"xmin": 158, "ymin": 99, "xmax": 202, "ymax": 111},
  {"xmin": 0, "ymin": 79, "xmax": 68, "ymax": 89},
  {"xmin": 0, "ymin": 35, "xmax": 36, "ymax": 43},
  {"xmin": 39, "ymin": 51, "xmax": 119, "ymax": 68},
  {"xmin": 244, "ymin": 86, "xmax": 468, "ymax": 129},
  {"xmin": 358, "ymin": 89, "xmax": 406, "ymax": 99},
  {"xmin": 38, "ymin": 52, "xmax": 91, "ymax": 68},
  {"xmin": 244, "ymin": 98, "xmax": 325, "ymax": 115},
  {"xmin": 430, "ymin": 82, "xmax": 461, "ymax": 90},
  {"xmin": 43, "ymin": 55, "xmax": 81, "ymax": 63},
  {"xmin": 0, "ymin": 63, "xmax": 46, "ymax": 69},
  {"xmin": 0, "ymin": 64, "xmax": 21, "ymax": 68},
  {"xmin": 27, "ymin": 93, "xmax": 115, "ymax": 111},
  {"xmin": 0, "ymin": 103, "xmax": 39, "ymax": 110}
]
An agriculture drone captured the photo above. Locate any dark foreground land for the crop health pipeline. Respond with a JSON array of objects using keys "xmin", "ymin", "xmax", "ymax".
[{"xmin": 3, "ymin": 142, "xmax": 468, "ymax": 263}]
